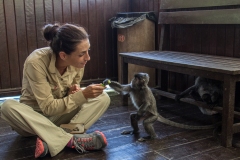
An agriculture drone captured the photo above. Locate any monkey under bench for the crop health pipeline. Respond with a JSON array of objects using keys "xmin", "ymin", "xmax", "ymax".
[{"xmin": 119, "ymin": 51, "xmax": 240, "ymax": 148}]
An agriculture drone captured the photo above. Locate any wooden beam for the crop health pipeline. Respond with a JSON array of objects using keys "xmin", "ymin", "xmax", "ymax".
[
  {"xmin": 159, "ymin": 9, "xmax": 240, "ymax": 24},
  {"xmin": 233, "ymin": 123, "xmax": 240, "ymax": 133},
  {"xmin": 160, "ymin": 0, "xmax": 240, "ymax": 9}
]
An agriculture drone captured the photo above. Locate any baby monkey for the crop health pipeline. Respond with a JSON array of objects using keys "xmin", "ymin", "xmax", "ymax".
[
  {"xmin": 103, "ymin": 72, "xmax": 157, "ymax": 141},
  {"xmin": 175, "ymin": 77, "xmax": 223, "ymax": 107}
]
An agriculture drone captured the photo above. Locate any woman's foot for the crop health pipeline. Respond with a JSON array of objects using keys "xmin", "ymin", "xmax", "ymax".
[
  {"xmin": 68, "ymin": 131, "xmax": 108, "ymax": 153},
  {"xmin": 35, "ymin": 137, "xmax": 48, "ymax": 158}
]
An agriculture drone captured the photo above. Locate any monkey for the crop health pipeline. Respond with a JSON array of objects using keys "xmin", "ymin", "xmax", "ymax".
[
  {"xmin": 103, "ymin": 73, "xmax": 218, "ymax": 142},
  {"xmin": 175, "ymin": 77, "xmax": 223, "ymax": 115}
]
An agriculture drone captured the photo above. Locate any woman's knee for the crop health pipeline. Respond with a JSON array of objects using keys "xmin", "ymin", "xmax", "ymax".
[
  {"xmin": 100, "ymin": 91, "xmax": 110, "ymax": 106},
  {"xmin": 1, "ymin": 99, "xmax": 18, "ymax": 114}
]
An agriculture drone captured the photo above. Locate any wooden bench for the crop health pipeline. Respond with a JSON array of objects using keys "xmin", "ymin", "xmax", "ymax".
[{"xmin": 119, "ymin": 1, "xmax": 240, "ymax": 147}]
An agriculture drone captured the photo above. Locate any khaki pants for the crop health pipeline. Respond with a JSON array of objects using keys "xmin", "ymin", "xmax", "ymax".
[{"xmin": 0, "ymin": 92, "xmax": 110, "ymax": 157}]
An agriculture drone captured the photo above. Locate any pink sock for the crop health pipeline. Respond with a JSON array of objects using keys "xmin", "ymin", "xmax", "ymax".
[{"xmin": 66, "ymin": 137, "xmax": 74, "ymax": 148}]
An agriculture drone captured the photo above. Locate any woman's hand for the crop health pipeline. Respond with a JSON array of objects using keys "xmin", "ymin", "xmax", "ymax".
[
  {"xmin": 82, "ymin": 84, "xmax": 105, "ymax": 99},
  {"xmin": 68, "ymin": 84, "xmax": 81, "ymax": 95}
]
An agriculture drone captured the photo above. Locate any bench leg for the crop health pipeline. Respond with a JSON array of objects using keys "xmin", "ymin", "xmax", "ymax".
[
  {"xmin": 120, "ymin": 57, "xmax": 128, "ymax": 106},
  {"xmin": 157, "ymin": 70, "xmax": 168, "ymax": 91},
  {"xmin": 221, "ymin": 76, "xmax": 236, "ymax": 147}
]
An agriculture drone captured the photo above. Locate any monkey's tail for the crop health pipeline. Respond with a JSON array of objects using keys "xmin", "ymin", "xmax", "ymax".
[{"xmin": 157, "ymin": 115, "xmax": 220, "ymax": 130}]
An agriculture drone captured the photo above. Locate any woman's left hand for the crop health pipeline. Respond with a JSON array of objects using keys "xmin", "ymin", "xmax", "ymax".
[{"xmin": 68, "ymin": 84, "xmax": 81, "ymax": 95}]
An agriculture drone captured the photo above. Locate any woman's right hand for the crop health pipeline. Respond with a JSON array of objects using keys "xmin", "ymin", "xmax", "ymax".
[{"xmin": 82, "ymin": 84, "xmax": 105, "ymax": 99}]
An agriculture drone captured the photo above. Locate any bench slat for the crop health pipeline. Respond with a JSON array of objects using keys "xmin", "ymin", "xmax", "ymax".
[
  {"xmin": 160, "ymin": 0, "xmax": 240, "ymax": 9},
  {"xmin": 120, "ymin": 51, "xmax": 240, "ymax": 75},
  {"xmin": 161, "ymin": 51, "xmax": 240, "ymax": 66},
  {"xmin": 159, "ymin": 9, "xmax": 240, "ymax": 24}
]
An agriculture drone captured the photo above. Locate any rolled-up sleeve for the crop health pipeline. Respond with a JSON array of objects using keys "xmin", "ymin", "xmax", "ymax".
[{"xmin": 25, "ymin": 62, "xmax": 87, "ymax": 116}]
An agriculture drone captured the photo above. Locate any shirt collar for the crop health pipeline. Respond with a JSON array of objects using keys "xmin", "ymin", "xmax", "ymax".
[{"xmin": 49, "ymin": 52, "xmax": 74, "ymax": 74}]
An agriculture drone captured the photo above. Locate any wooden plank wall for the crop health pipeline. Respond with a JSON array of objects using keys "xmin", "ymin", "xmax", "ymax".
[
  {"xmin": 131, "ymin": 0, "xmax": 240, "ymax": 93},
  {"xmin": 167, "ymin": 23, "xmax": 240, "ymax": 93},
  {"xmin": 2, "ymin": 0, "xmax": 240, "ymax": 96},
  {"xmin": 0, "ymin": 0, "xmax": 130, "ymax": 96},
  {"xmin": 166, "ymin": 6, "xmax": 240, "ymax": 93},
  {"xmin": 130, "ymin": 0, "xmax": 160, "ymax": 50}
]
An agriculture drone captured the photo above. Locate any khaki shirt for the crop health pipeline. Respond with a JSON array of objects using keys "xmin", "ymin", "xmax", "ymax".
[{"xmin": 20, "ymin": 47, "xmax": 87, "ymax": 116}]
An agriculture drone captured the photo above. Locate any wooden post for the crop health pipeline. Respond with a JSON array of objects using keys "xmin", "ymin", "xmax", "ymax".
[{"xmin": 221, "ymin": 75, "xmax": 236, "ymax": 147}]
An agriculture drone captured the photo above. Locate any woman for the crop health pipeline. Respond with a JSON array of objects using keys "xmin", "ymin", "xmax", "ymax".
[{"xmin": 1, "ymin": 23, "xmax": 110, "ymax": 158}]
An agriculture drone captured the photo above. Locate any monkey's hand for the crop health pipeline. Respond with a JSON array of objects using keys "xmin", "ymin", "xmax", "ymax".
[
  {"xmin": 175, "ymin": 94, "xmax": 182, "ymax": 102},
  {"xmin": 107, "ymin": 81, "xmax": 131, "ymax": 95},
  {"xmin": 102, "ymin": 79, "xmax": 111, "ymax": 86},
  {"xmin": 138, "ymin": 103, "xmax": 149, "ymax": 116},
  {"xmin": 175, "ymin": 85, "xmax": 196, "ymax": 102}
]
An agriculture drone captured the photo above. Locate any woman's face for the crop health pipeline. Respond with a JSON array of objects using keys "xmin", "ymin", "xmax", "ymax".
[{"xmin": 65, "ymin": 39, "xmax": 91, "ymax": 68}]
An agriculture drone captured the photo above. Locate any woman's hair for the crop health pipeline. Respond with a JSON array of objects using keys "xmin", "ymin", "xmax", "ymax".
[{"xmin": 42, "ymin": 23, "xmax": 89, "ymax": 55}]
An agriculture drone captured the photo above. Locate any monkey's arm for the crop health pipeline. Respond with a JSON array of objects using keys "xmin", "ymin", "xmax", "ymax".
[
  {"xmin": 103, "ymin": 79, "xmax": 122, "ymax": 92},
  {"xmin": 137, "ymin": 102, "xmax": 150, "ymax": 117},
  {"xmin": 103, "ymin": 79, "xmax": 131, "ymax": 95},
  {"xmin": 175, "ymin": 85, "xmax": 196, "ymax": 101}
]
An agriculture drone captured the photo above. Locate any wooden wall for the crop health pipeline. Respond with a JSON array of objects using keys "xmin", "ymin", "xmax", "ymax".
[
  {"xmin": 130, "ymin": 0, "xmax": 161, "ymax": 50},
  {"xmin": 0, "ymin": 0, "xmax": 130, "ymax": 96},
  {"xmin": 2, "ymin": 0, "xmax": 240, "ymax": 96},
  {"xmin": 166, "ymin": 7, "xmax": 240, "ymax": 93},
  {"xmin": 167, "ymin": 23, "xmax": 240, "ymax": 93}
]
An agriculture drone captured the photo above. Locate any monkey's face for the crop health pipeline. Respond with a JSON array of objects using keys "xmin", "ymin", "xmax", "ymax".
[
  {"xmin": 202, "ymin": 92, "xmax": 219, "ymax": 104},
  {"xmin": 132, "ymin": 73, "xmax": 149, "ymax": 89},
  {"xmin": 202, "ymin": 94, "xmax": 212, "ymax": 104},
  {"xmin": 211, "ymin": 92, "xmax": 220, "ymax": 103}
]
